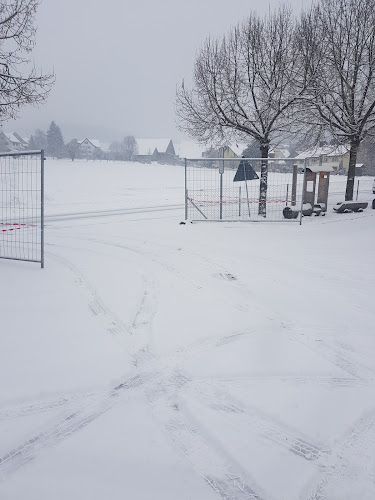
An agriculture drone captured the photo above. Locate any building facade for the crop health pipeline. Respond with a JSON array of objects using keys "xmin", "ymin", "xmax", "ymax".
[{"xmin": 295, "ymin": 145, "xmax": 350, "ymax": 174}]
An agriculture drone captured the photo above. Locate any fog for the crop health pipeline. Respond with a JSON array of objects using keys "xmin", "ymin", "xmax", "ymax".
[{"xmin": 10, "ymin": 0, "xmax": 307, "ymax": 142}]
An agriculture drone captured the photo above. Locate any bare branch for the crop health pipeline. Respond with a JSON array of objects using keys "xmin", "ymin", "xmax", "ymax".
[{"xmin": 0, "ymin": 0, "xmax": 54, "ymax": 122}]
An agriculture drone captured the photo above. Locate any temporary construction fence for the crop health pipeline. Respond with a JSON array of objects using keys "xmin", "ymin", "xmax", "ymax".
[
  {"xmin": 184, "ymin": 157, "xmax": 306, "ymax": 222},
  {"xmin": 0, "ymin": 151, "xmax": 44, "ymax": 267}
]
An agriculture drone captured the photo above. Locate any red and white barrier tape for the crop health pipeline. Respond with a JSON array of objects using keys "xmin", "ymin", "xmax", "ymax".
[
  {"xmin": 189, "ymin": 197, "xmax": 290, "ymax": 205},
  {"xmin": 1, "ymin": 223, "xmax": 35, "ymax": 233}
]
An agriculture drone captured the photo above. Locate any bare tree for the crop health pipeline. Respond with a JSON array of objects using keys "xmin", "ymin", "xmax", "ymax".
[
  {"xmin": 357, "ymin": 134, "xmax": 375, "ymax": 175},
  {"xmin": 0, "ymin": 0, "xmax": 54, "ymax": 122},
  {"xmin": 108, "ymin": 140, "xmax": 122, "ymax": 161},
  {"xmin": 28, "ymin": 127, "xmax": 46, "ymax": 149},
  {"xmin": 122, "ymin": 135, "xmax": 138, "ymax": 161},
  {"xmin": 66, "ymin": 138, "xmax": 80, "ymax": 161},
  {"xmin": 301, "ymin": 0, "xmax": 375, "ymax": 200},
  {"xmin": 177, "ymin": 6, "xmax": 308, "ymax": 216}
]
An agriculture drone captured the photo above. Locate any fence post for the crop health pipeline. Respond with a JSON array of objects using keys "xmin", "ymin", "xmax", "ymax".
[
  {"xmin": 219, "ymin": 149, "xmax": 224, "ymax": 220},
  {"xmin": 292, "ymin": 164, "xmax": 297, "ymax": 206},
  {"xmin": 300, "ymin": 159, "xmax": 307, "ymax": 225},
  {"xmin": 184, "ymin": 158, "xmax": 188, "ymax": 220},
  {"xmin": 219, "ymin": 172, "xmax": 223, "ymax": 219},
  {"xmin": 41, "ymin": 150, "xmax": 45, "ymax": 269}
]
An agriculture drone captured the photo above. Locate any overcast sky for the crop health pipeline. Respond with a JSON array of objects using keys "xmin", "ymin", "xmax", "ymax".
[{"xmin": 10, "ymin": 0, "xmax": 307, "ymax": 142}]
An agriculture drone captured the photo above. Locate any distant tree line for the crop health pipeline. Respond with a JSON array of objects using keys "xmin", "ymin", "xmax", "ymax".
[{"xmin": 28, "ymin": 121, "xmax": 138, "ymax": 161}]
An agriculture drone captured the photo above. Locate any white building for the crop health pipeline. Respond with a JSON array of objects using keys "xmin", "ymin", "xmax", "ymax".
[
  {"xmin": 0, "ymin": 132, "xmax": 26, "ymax": 152},
  {"xmin": 78, "ymin": 138, "xmax": 102, "ymax": 159}
]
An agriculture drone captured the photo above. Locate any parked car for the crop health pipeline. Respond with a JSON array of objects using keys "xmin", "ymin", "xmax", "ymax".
[{"xmin": 373, "ymin": 178, "xmax": 375, "ymax": 194}]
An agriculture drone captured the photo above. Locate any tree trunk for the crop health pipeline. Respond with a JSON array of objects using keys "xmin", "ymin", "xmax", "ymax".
[
  {"xmin": 345, "ymin": 140, "xmax": 359, "ymax": 201},
  {"xmin": 258, "ymin": 144, "xmax": 269, "ymax": 217}
]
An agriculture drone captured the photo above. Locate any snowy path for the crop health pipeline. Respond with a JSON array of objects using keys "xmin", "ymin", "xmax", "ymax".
[{"xmin": 1, "ymin": 160, "xmax": 375, "ymax": 499}]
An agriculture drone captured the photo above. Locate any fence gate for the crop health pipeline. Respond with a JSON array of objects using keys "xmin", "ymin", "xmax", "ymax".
[
  {"xmin": 184, "ymin": 157, "xmax": 306, "ymax": 223},
  {"xmin": 0, "ymin": 151, "xmax": 44, "ymax": 268}
]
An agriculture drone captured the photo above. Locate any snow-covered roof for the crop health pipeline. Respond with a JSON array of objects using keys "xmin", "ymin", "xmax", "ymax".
[
  {"xmin": 174, "ymin": 141, "xmax": 205, "ymax": 159},
  {"xmin": 229, "ymin": 143, "xmax": 249, "ymax": 156},
  {"xmin": 89, "ymin": 139, "xmax": 101, "ymax": 149},
  {"xmin": 270, "ymin": 147, "xmax": 290, "ymax": 159},
  {"xmin": 3, "ymin": 132, "xmax": 20, "ymax": 144},
  {"xmin": 307, "ymin": 165, "xmax": 334, "ymax": 173},
  {"xmin": 295, "ymin": 145, "xmax": 349, "ymax": 160},
  {"xmin": 13, "ymin": 132, "xmax": 28, "ymax": 145},
  {"xmin": 100, "ymin": 142, "xmax": 111, "ymax": 153},
  {"xmin": 202, "ymin": 143, "xmax": 249, "ymax": 157},
  {"xmin": 136, "ymin": 139, "xmax": 172, "ymax": 156},
  {"xmin": 78, "ymin": 138, "xmax": 101, "ymax": 149}
]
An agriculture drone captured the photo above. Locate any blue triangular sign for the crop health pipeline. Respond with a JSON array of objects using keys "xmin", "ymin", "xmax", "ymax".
[{"xmin": 233, "ymin": 160, "xmax": 259, "ymax": 182}]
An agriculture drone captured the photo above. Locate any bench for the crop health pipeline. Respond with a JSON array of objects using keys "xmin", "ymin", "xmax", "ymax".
[{"xmin": 333, "ymin": 201, "xmax": 368, "ymax": 213}]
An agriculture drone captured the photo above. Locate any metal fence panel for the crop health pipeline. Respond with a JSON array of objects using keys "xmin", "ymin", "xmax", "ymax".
[
  {"xmin": 185, "ymin": 158, "xmax": 305, "ymax": 222},
  {"xmin": 0, "ymin": 151, "xmax": 44, "ymax": 267}
]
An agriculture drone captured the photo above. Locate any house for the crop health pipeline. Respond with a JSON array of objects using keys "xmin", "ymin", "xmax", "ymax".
[
  {"xmin": 135, "ymin": 139, "xmax": 177, "ymax": 164},
  {"xmin": 13, "ymin": 132, "xmax": 29, "ymax": 149},
  {"xmin": 201, "ymin": 143, "xmax": 249, "ymax": 169},
  {"xmin": 0, "ymin": 132, "xmax": 26, "ymax": 152},
  {"xmin": 203, "ymin": 144, "xmax": 248, "ymax": 159},
  {"xmin": 267, "ymin": 145, "xmax": 292, "ymax": 171},
  {"xmin": 295, "ymin": 145, "xmax": 350, "ymax": 174},
  {"xmin": 269, "ymin": 146, "xmax": 290, "ymax": 160},
  {"xmin": 78, "ymin": 138, "xmax": 102, "ymax": 159}
]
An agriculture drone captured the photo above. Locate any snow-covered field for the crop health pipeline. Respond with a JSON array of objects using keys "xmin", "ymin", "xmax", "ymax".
[{"xmin": 1, "ymin": 159, "xmax": 375, "ymax": 500}]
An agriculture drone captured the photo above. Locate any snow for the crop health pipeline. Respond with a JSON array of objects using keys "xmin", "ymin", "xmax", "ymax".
[{"xmin": 1, "ymin": 159, "xmax": 375, "ymax": 499}]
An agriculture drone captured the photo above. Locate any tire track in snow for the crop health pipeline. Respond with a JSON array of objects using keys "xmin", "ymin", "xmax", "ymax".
[
  {"xmin": 49, "ymin": 251, "xmax": 130, "ymax": 338},
  {"xmin": 0, "ymin": 373, "xmax": 155, "ymax": 478},
  {"xmin": 45, "ymin": 203, "xmax": 184, "ymax": 223},
  {"xmin": 48, "ymin": 247, "xmax": 159, "ymax": 358},
  {"xmin": 186, "ymin": 382, "xmax": 327, "ymax": 462},
  {"xmin": 200, "ymin": 375, "xmax": 372, "ymax": 388},
  {"xmin": 288, "ymin": 332, "xmax": 375, "ymax": 381},
  {"xmin": 145, "ymin": 371, "xmax": 266, "ymax": 500},
  {"xmin": 0, "ymin": 392, "xmax": 95, "ymax": 422},
  {"xmin": 305, "ymin": 410, "xmax": 375, "ymax": 500}
]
